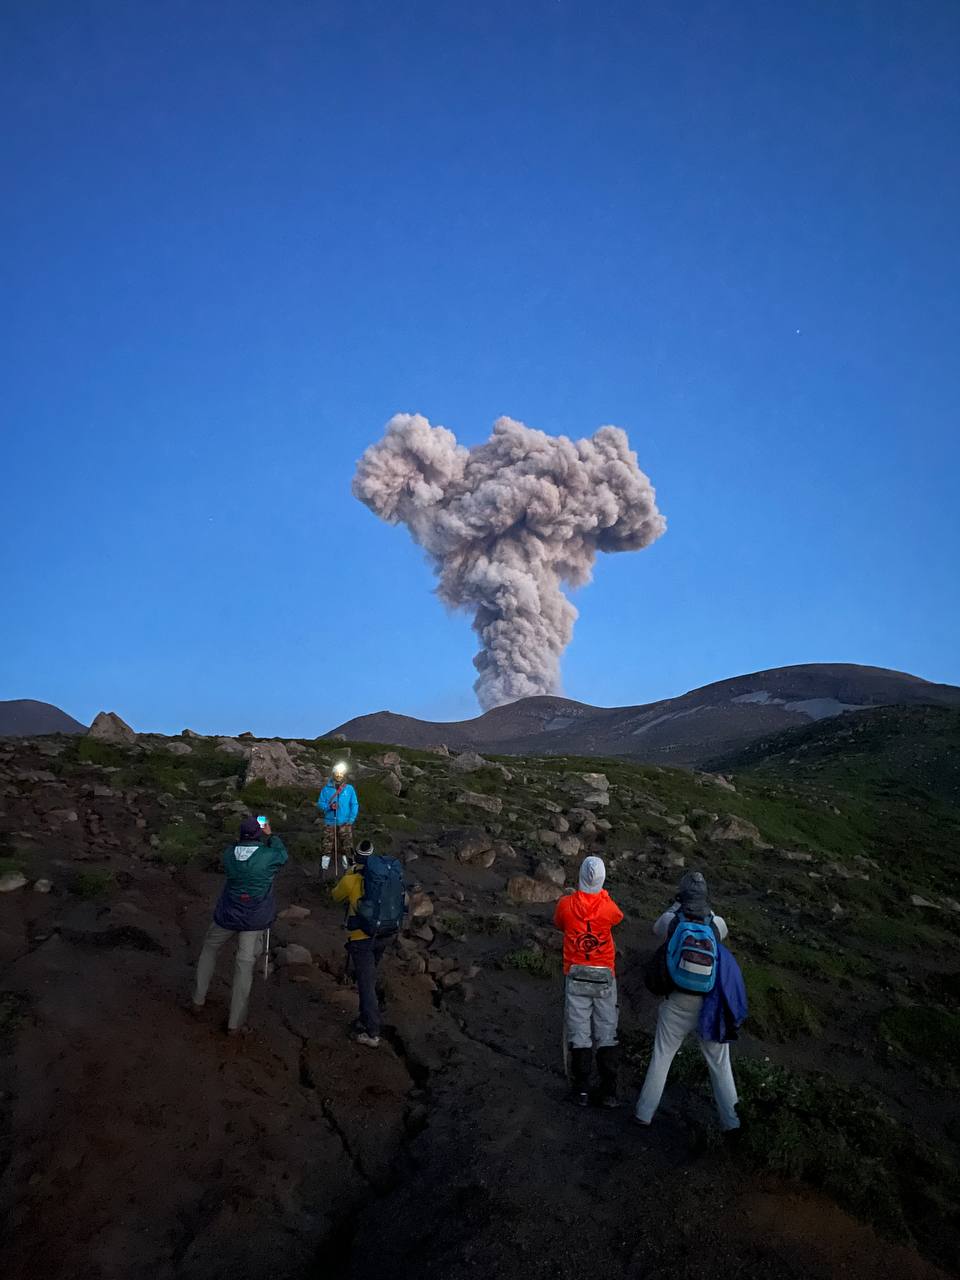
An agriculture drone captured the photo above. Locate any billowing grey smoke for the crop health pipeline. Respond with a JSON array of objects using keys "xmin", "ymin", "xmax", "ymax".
[{"xmin": 352, "ymin": 414, "xmax": 666, "ymax": 710}]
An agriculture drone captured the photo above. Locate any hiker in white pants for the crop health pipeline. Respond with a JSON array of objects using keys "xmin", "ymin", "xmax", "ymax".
[
  {"xmin": 635, "ymin": 871, "xmax": 740, "ymax": 1132},
  {"xmin": 194, "ymin": 925, "xmax": 266, "ymax": 1032}
]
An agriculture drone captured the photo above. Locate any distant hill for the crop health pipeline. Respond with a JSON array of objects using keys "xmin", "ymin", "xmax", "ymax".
[
  {"xmin": 330, "ymin": 663, "xmax": 960, "ymax": 766},
  {"xmin": 0, "ymin": 700, "xmax": 86, "ymax": 737}
]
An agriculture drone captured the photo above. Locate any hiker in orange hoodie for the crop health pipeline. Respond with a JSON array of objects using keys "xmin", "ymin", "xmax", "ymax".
[{"xmin": 553, "ymin": 856, "xmax": 625, "ymax": 1107}]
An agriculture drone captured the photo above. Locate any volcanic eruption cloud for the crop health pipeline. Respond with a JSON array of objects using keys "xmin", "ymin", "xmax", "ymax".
[{"xmin": 352, "ymin": 414, "xmax": 667, "ymax": 710}]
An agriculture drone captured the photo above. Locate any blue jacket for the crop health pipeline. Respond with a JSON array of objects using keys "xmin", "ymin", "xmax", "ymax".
[
  {"xmin": 698, "ymin": 943, "xmax": 748, "ymax": 1044},
  {"xmin": 317, "ymin": 780, "xmax": 359, "ymax": 827},
  {"xmin": 213, "ymin": 835, "xmax": 288, "ymax": 932}
]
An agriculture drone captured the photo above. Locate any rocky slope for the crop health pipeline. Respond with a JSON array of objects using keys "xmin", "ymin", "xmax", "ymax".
[
  {"xmin": 330, "ymin": 663, "xmax": 960, "ymax": 765},
  {"xmin": 1, "ymin": 709, "xmax": 959, "ymax": 1279}
]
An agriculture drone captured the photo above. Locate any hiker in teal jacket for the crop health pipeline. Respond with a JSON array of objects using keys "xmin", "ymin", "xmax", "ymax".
[
  {"xmin": 317, "ymin": 761, "xmax": 359, "ymax": 868},
  {"xmin": 192, "ymin": 815, "xmax": 288, "ymax": 1034}
]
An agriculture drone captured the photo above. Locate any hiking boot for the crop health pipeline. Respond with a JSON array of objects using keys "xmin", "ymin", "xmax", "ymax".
[
  {"xmin": 355, "ymin": 1032, "xmax": 380, "ymax": 1048},
  {"xmin": 226, "ymin": 1025, "xmax": 251, "ymax": 1038},
  {"xmin": 189, "ymin": 1001, "xmax": 205, "ymax": 1018},
  {"xmin": 596, "ymin": 1045, "xmax": 619, "ymax": 1109}
]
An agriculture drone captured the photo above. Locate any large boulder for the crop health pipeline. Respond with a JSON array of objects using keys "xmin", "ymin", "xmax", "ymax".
[
  {"xmin": 452, "ymin": 831, "xmax": 497, "ymax": 868},
  {"xmin": 534, "ymin": 861, "xmax": 565, "ymax": 887},
  {"xmin": 456, "ymin": 791, "xmax": 503, "ymax": 816},
  {"xmin": 244, "ymin": 742, "xmax": 324, "ymax": 791},
  {"xmin": 451, "ymin": 750, "xmax": 488, "ymax": 773},
  {"xmin": 87, "ymin": 712, "xmax": 136, "ymax": 744},
  {"xmin": 215, "ymin": 736, "xmax": 247, "ymax": 756},
  {"xmin": 381, "ymin": 772, "xmax": 403, "ymax": 797},
  {"xmin": 708, "ymin": 814, "xmax": 769, "ymax": 847},
  {"xmin": 506, "ymin": 875, "xmax": 563, "ymax": 905}
]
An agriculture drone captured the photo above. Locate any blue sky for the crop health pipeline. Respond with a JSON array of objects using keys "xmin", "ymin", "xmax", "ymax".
[{"xmin": 2, "ymin": 0, "xmax": 958, "ymax": 736}]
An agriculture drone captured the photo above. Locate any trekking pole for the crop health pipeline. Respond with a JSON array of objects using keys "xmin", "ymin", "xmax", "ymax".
[
  {"xmin": 333, "ymin": 821, "xmax": 339, "ymax": 879},
  {"xmin": 263, "ymin": 928, "xmax": 270, "ymax": 980}
]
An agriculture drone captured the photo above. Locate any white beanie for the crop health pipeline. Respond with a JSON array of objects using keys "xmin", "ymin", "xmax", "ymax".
[{"xmin": 578, "ymin": 856, "xmax": 606, "ymax": 894}]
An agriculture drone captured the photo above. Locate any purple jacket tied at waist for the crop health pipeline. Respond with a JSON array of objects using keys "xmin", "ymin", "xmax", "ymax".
[{"xmin": 698, "ymin": 943, "xmax": 748, "ymax": 1043}]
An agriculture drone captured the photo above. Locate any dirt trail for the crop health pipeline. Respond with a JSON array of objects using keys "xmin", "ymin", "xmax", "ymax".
[{"xmin": 1, "ymin": 852, "xmax": 954, "ymax": 1280}]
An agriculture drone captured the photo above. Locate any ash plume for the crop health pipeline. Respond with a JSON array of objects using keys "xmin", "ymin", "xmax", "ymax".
[{"xmin": 353, "ymin": 413, "xmax": 666, "ymax": 710}]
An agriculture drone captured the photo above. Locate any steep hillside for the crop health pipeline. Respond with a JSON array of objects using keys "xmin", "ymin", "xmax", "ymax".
[
  {"xmin": 1, "ymin": 715, "xmax": 958, "ymax": 1278},
  {"xmin": 0, "ymin": 700, "xmax": 85, "ymax": 737},
  {"xmin": 331, "ymin": 663, "xmax": 960, "ymax": 764}
]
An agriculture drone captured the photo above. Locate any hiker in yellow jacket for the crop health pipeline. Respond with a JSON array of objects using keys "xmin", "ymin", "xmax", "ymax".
[{"xmin": 331, "ymin": 839, "xmax": 401, "ymax": 1048}]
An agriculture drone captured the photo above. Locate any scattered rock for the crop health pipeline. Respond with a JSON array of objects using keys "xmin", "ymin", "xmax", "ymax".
[
  {"xmin": 538, "ymin": 829, "xmax": 561, "ymax": 849},
  {"xmin": 379, "ymin": 752, "xmax": 401, "ymax": 767},
  {"xmin": 87, "ymin": 712, "xmax": 136, "ymax": 744},
  {"xmin": 506, "ymin": 875, "xmax": 562, "ymax": 905},
  {"xmin": 381, "ymin": 772, "xmax": 403, "ymax": 797},
  {"xmin": 778, "ymin": 849, "xmax": 814, "ymax": 862},
  {"xmin": 910, "ymin": 894, "xmax": 937, "ymax": 909},
  {"xmin": 440, "ymin": 969, "xmax": 464, "ymax": 989},
  {"xmin": 454, "ymin": 833, "xmax": 497, "ymax": 869},
  {"xmin": 451, "ymin": 750, "xmax": 488, "ymax": 773},
  {"xmin": 182, "ymin": 729, "xmax": 203, "ymax": 739},
  {"xmin": 410, "ymin": 922, "xmax": 434, "ymax": 943},
  {"xmin": 580, "ymin": 791, "xmax": 610, "ymax": 809},
  {"xmin": 33, "ymin": 878, "xmax": 53, "ymax": 894},
  {"xmin": 0, "ymin": 873, "xmax": 28, "ymax": 893},
  {"xmin": 165, "ymin": 741, "xmax": 192, "ymax": 756},
  {"xmin": 697, "ymin": 772, "xmax": 737, "ymax": 792},
  {"xmin": 708, "ymin": 814, "xmax": 769, "ymax": 847},
  {"xmin": 276, "ymin": 943, "xmax": 313, "ymax": 966},
  {"xmin": 278, "ymin": 905, "xmax": 311, "ymax": 921},
  {"xmin": 664, "ymin": 853, "xmax": 686, "ymax": 868},
  {"xmin": 424, "ymin": 744, "xmax": 449, "ymax": 756},
  {"xmin": 456, "ymin": 791, "xmax": 503, "ymax": 816},
  {"xmin": 535, "ymin": 861, "xmax": 565, "ymax": 887},
  {"xmin": 555, "ymin": 835, "xmax": 584, "ymax": 860},
  {"xmin": 409, "ymin": 892, "xmax": 435, "ymax": 920}
]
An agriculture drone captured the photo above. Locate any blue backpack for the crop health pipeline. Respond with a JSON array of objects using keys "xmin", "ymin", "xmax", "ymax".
[
  {"xmin": 350, "ymin": 855, "xmax": 405, "ymax": 937},
  {"xmin": 666, "ymin": 910, "xmax": 720, "ymax": 993}
]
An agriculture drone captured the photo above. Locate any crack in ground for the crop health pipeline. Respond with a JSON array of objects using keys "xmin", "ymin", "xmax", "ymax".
[{"xmin": 453, "ymin": 1018, "xmax": 564, "ymax": 1077}]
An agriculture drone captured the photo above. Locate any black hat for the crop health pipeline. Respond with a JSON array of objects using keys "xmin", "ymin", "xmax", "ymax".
[{"xmin": 356, "ymin": 838, "xmax": 374, "ymax": 858}]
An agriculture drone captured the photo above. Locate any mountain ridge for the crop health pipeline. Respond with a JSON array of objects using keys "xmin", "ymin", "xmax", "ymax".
[
  {"xmin": 0, "ymin": 700, "xmax": 86, "ymax": 737},
  {"xmin": 330, "ymin": 663, "xmax": 960, "ymax": 765}
]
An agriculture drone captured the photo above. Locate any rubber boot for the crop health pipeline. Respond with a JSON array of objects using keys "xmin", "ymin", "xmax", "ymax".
[
  {"xmin": 569, "ymin": 1047, "xmax": 592, "ymax": 1107},
  {"xmin": 596, "ymin": 1045, "xmax": 620, "ymax": 1108}
]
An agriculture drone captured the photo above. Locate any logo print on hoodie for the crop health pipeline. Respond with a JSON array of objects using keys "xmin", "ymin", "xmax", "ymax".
[{"xmin": 576, "ymin": 920, "xmax": 604, "ymax": 957}]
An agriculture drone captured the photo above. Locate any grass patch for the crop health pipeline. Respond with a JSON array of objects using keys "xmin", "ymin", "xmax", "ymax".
[
  {"xmin": 879, "ymin": 1005, "xmax": 960, "ymax": 1087},
  {"xmin": 74, "ymin": 869, "xmax": 115, "ymax": 898},
  {"xmin": 500, "ymin": 946, "xmax": 561, "ymax": 978},
  {"xmin": 153, "ymin": 820, "xmax": 209, "ymax": 867},
  {"xmin": 741, "ymin": 962, "xmax": 823, "ymax": 1040}
]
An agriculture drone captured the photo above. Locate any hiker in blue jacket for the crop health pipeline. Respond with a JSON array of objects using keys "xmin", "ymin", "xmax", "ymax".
[
  {"xmin": 634, "ymin": 871, "xmax": 742, "ymax": 1132},
  {"xmin": 317, "ymin": 761, "xmax": 359, "ymax": 871},
  {"xmin": 192, "ymin": 814, "xmax": 288, "ymax": 1036}
]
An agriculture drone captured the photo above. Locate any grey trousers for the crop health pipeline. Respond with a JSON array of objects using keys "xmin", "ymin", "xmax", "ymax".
[
  {"xmin": 634, "ymin": 991, "xmax": 740, "ymax": 1130},
  {"xmin": 564, "ymin": 965, "xmax": 619, "ymax": 1049},
  {"xmin": 193, "ymin": 923, "xmax": 265, "ymax": 1030}
]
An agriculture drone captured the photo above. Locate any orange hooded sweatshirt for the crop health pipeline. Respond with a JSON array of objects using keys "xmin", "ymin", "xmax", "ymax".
[{"xmin": 553, "ymin": 889, "xmax": 624, "ymax": 974}]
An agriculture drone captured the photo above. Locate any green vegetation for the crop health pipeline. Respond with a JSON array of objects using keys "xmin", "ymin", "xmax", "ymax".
[
  {"xmin": 500, "ymin": 946, "xmax": 561, "ymax": 978},
  {"xmin": 740, "ymin": 963, "xmax": 823, "ymax": 1040},
  {"xmin": 0, "ymin": 855, "xmax": 26, "ymax": 879},
  {"xmin": 152, "ymin": 820, "xmax": 209, "ymax": 867},
  {"xmin": 879, "ymin": 1005, "xmax": 960, "ymax": 1087},
  {"xmin": 74, "ymin": 868, "xmax": 115, "ymax": 898}
]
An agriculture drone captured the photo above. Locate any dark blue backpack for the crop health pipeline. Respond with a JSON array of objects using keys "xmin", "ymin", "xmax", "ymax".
[{"xmin": 350, "ymin": 855, "xmax": 405, "ymax": 937}]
